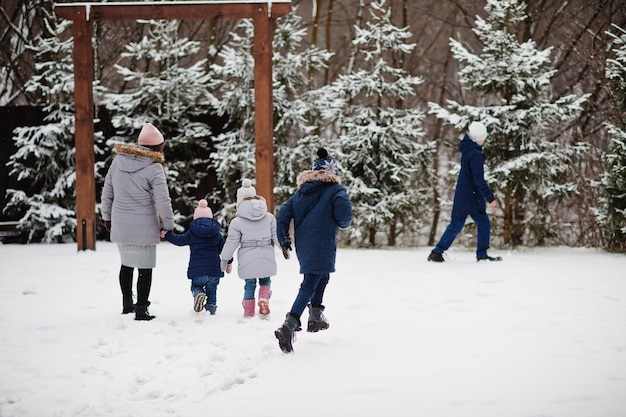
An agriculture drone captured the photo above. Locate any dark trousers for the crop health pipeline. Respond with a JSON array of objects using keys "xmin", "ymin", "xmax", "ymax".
[
  {"xmin": 289, "ymin": 273, "xmax": 330, "ymax": 318},
  {"xmin": 434, "ymin": 210, "xmax": 491, "ymax": 258}
]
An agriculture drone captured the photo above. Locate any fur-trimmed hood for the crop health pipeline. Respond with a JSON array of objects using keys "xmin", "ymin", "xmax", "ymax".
[
  {"xmin": 113, "ymin": 144, "xmax": 166, "ymax": 172},
  {"xmin": 296, "ymin": 169, "xmax": 341, "ymax": 189}
]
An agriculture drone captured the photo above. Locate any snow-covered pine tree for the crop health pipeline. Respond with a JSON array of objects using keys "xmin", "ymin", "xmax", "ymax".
[
  {"xmin": 328, "ymin": 0, "xmax": 432, "ymax": 246},
  {"xmin": 209, "ymin": 10, "xmax": 335, "ymax": 222},
  {"xmin": 4, "ymin": 13, "xmax": 104, "ymax": 243},
  {"xmin": 429, "ymin": 0, "xmax": 589, "ymax": 246},
  {"xmin": 102, "ymin": 20, "xmax": 215, "ymax": 225},
  {"xmin": 595, "ymin": 25, "xmax": 626, "ymax": 252}
]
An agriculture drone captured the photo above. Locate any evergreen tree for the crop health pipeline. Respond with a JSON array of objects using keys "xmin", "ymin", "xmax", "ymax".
[
  {"xmin": 328, "ymin": 0, "xmax": 432, "ymax": 246},
  {"xmin": 4, "ymin": 13, "xmax": 104, "ymax": 243},
  {"xmin": 209, "ymin": 11, "xmax": 334, "ymax": 223},
  {"xmin": 595, "ymin": 25, "xmax": 626, "ymax": 252},
  {"xmin": 429, "ymin": 0, "xmax": 589, "ymax": 246},
  {"xmin": 102, "ymin": 19, "xmax": 215, "ymax": 224}
]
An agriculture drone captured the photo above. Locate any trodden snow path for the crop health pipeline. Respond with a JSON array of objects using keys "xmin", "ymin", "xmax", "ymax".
[{"xmin": 1, "ymin": 242, "xmax": 625, "ymax": 417}]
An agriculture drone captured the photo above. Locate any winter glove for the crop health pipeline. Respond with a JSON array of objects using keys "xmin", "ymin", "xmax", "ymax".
[
  {"xmin": 281, "ymin": 244, "xmax": 292, "ymax": 260},
  {"xmin": 104, "ymin": 221, "xmax": 111, "ymax": 232},
  {"xmin": 160, "ymin": 229, "xmax": 168, "ymax": 239}
]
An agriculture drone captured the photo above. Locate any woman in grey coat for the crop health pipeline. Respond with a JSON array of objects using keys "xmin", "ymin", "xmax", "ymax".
[
  {"xmin": 220, "ymin": 179, "xmax": 278, "ymax": 318},
  {"xmin": 101, "ymin": 123, "xmax": 175, "ymax": 321}
]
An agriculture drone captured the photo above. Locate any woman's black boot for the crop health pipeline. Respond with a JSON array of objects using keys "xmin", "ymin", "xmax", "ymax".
[
  {"xmin": 135, "ymin": 268, "xmax": 155, "ymax": 320},
  {"xmin": 119, "ymin": 265, "xmax": 135, "ymax": 314}
]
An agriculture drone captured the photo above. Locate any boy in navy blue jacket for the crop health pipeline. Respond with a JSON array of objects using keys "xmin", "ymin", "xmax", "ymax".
[
  {"xmin": 274, "ymin": 148, "xmax": 353, "ymax": 353},
  {"xmin": 161, "ymin": 199, "xmax": 229, "ymax": 314},
  {"xmin": 428, "ymin": 122, "xmax": 501, "ymax": 263}
]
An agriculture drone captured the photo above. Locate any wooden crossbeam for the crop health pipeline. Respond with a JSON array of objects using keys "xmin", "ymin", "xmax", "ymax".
[
  {"xmin": 55, "ymin": 1, "xmax": 291, "ymax": 250},
  {"xmin": 55, "ymin": 1, "xmax": 292, "ymax": 20}
]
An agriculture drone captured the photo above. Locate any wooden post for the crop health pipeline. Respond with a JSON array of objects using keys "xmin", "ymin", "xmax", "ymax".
[
  {"xmin": 253, "ymin": 4, "xmax": 275, "ymax": 213},
  {"xmin": 71, "ymin": 10, "xmax": 97, "ymax": 251},
  {"xmin": 55, "ymin": 2, "xmax": 292, "ymax": 250}
]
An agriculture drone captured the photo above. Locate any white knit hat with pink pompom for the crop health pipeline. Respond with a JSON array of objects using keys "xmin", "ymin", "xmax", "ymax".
[{"xmin": 193, "ymin": 199, "xmax": 213, "ymax": 219}]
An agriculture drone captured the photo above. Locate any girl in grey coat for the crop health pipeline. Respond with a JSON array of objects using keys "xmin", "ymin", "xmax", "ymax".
[
  {"xmin": 220, "ymin": 180, "xmax": 278, "ymax": 318},
  {"xmin": 101, "ymin": 123, "xmax": 175, "ymax": 321}
]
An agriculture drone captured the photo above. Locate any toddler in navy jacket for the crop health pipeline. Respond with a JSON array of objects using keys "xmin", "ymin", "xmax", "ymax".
[{"xmin": 161, "ymin": 199, "xmax": 229, "ymax": 314}]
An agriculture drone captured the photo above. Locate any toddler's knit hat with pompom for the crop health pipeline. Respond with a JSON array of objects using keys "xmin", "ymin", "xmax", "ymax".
[
  {"xmin": 193, "ymin": 199, "xmax": 213, "ymax": 219},
  {"xmin": 236, "ymin": 179, "xmax": 257, "ymax": 206}
]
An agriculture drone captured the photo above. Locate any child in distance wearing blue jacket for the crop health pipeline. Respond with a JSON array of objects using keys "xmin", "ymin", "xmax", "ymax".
[
  {"xmin": 161, "ymin": 199, "xmax": 230, "ymax": 314},
  {"xmin": 428, "ymin": 122, "xmax": 501, "ymax": 263}
]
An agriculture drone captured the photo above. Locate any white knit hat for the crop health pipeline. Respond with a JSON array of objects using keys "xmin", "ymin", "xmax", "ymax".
[
  {"xmin": 193, "ymin": 199, "xmax": 213, "ymax": 219},
  {"xmin": 236, "ymin": 179, "xmax": 257, "ymax": 206},
  {"xmin": 468, "ymin": 121, "xmax": 487, "ymax": 142},
  {"xmin": 138, "ymin": 123, "xmax": 164, "ymax": 146}
]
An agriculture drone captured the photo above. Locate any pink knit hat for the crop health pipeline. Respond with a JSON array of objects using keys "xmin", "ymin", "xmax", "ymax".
[
  {"xmin": 193, "ymin": 199, "xmax": 213, "ymax": 219},
  {"xmin": 138, "ymin": 123, "xmax": 164, "ymax": 146}
]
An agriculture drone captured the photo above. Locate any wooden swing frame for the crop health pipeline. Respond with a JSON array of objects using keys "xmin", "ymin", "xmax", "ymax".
[{"xmin": 55, "ymin": 1, "xmax": 291, "ymax": 250}]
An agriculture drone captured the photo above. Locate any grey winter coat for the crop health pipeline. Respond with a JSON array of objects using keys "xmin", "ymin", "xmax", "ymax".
[
  {"xmin": 220, "ymin": 196, "xmax": 278, "ymax": 280},
  {"xmin": 101, "ymin": 144, "xmax": 175, "ymax": 245}
]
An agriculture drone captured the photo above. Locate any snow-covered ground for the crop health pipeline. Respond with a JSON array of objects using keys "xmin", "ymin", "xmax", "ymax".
[{"xmin": 1, "ymin": 241, "xmax": 625, "ymax": 417}]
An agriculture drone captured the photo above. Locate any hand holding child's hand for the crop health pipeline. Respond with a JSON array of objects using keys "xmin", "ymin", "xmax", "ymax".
[
  {"xmin": 220, "ymin": 258, "xmax": 229, "ymax": 272},
  {"xmin": 160, "ymin": 229, "xmax": 168, "ymax": 239}
]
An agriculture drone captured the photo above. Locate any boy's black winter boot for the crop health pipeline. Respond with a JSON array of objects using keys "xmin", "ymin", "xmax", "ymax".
[
  {"xmin": 428, "ymin": 250, "xmax": 445, "ymax": 262},
  {"xmin": 135, "ymin": 304, "xmax": 155, "ymax": 321},
  {"xmin": 477, "ymin": 255, "xmax": 502, "ymax": 262},
  {"xmin": 307, "ymin": 304, "xmax": 330, "ymax": 332},
  {"xmin": 274, "ymin": 313, "xmax": 301, "ymax": 353}
]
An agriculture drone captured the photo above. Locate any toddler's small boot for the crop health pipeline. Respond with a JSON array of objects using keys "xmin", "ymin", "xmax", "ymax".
[
  {"xmin": 274, "ymin": 313, "xmax": 301, "ymax": 353},
  {"xmin": 257, "ymin": 286, "xmax": 271, "ymax": 317},
  {"xmin": 206, "ymin": 303, "xmax": 217, "ymax": 315},
  {"xmin": 242, "ymin": 299, "xmax": 255, "ymax": 318},
  {"xmin": 307, "ymin": 304, "xmax": 330, "ymax": 332},
  {"xmin": 193, "ymin": 293, "xmax": 206, "ymax": 313}
]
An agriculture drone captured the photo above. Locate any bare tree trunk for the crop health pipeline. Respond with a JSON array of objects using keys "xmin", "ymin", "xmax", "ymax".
[
  {"xmin": 503, "ymin": 182, "xmax": 512, "ymax": 245},
  {"xmin": 388, "ymin": 222, "xmax": 396, "ymax": 246},
  {"xmin": 512, "ymin": 185, "xmax": 526, "ymax": 246},
  {"xmin": 369, "ymin": 226, "xmax": 376, "ymax": 247},
  {"xmin": 386, "ymin": 0, "xmax": 408, "ymax": 248},
  {"xmin": 311, "ymin": 0, "xmax": 320, "ymax": 46},
  {"xmin": 346, "ymin": 0, "xmax": 365, "ymax": 75},
  {"xmin": 309, "ymin": 0, "xmax": 320, "ymax": 85},
  {"xmin": 323, "ymin": 0, "xmax": 335, "ymax": 85},
  {"xmin": 427, "ymin": 7, "xmax": 458, "ymax": 247}
]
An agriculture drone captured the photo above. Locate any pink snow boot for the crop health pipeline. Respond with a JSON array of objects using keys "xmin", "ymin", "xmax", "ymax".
[
  {"xmin": 258, "ymin": 286, "xmax": 271, "ymax": 317},
  {"xmin": 242, "ymin": 299, "xmax": 255, "ymax": 318}
]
